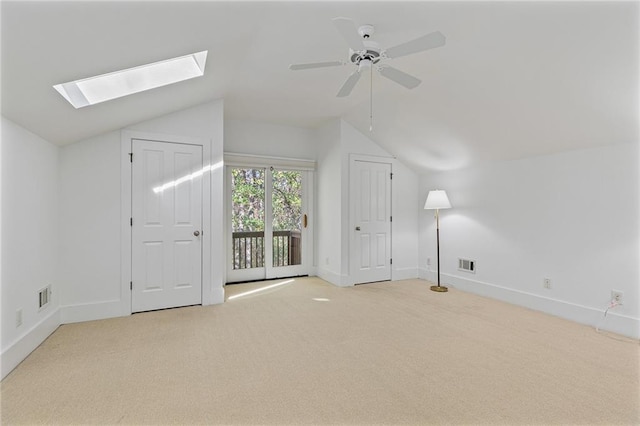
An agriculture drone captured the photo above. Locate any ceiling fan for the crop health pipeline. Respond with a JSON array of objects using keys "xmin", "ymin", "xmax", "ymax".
[{"xmin": 289, "ymin": 17, "xmax": 446, "ymax": 97}]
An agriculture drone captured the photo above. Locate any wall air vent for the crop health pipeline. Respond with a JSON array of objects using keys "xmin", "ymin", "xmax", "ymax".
[
  {"xmin": 38, "ymin": 285, "xmax": 51, "ymax": 310},
  {"xmin": 458, "ymin": 258, "xmax": 476, "ymax": 273}
]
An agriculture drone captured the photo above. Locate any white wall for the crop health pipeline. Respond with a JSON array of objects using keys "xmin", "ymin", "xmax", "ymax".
[
  {"xmin": 419, "ymin": 142, "xmax": 639, "ymax": 338},
  {"xmin": 223, "ymin": 118, "xmax": 420, "ymax": 286},
  {"xmin": 58, "ymin": 100, "xmax": 224, "ymax": 324},
  {"xmin": 315, "ymin": 120, "xmax": 343, "ymax": 284},
  {"xmin": 1, "ymin": 117, "xmax": 61, "ymax": 378},
  {"xmin": 340, "ymin": 121, "xmax": 394, "ymax": 281},
  {"xmin": 341, "ymin": 121, "xmax": 420, "ymax": 283},
  {"xmin": 390, "ymin": 160, "xmax": 419, "ymax": 280},
  {"xmin": 225, "ymin": 119, "xmax": 316, "ymax": 159},
  {"xmin": 59, "ymin": 131, "xmax": 121, "ymax": 312},
  {"xmin": 313, "ymin": 119, "xmax": 420, "ymax": 286},
  {"xmin": 224, "ymin": 118, "xmax": 318, "ymax": 279}
]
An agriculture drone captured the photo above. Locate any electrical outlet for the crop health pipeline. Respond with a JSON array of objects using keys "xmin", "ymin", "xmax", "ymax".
[
  {"xmin": 611, "ymin": 290, "xmax": 623, "ymax": 305},
  {"xmin": 16, "ymin": 309, "xmax": 23, "ymax": 327},
  {"xmin": 543, "ymin": 278, "xmax": 551, "ymax": 289}
]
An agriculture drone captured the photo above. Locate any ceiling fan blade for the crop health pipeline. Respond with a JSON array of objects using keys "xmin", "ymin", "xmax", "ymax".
[
  {"xmin": 289, "ymin": 61, "xmax": 345, "ymax": 71},
  {"xmin": 332, "ymin": 17, "xmax": 365, "ymax": 52},
  {"xmin": 384, "ymin": 31, "xmax": 446, "ymax": 59},
  {"xmin": 336, "ymin": 71, "xmax": 361, "ymax": 97},
  {"xmin": 378, "ymin": 66, "xmax": 421, "ymax": 89}
]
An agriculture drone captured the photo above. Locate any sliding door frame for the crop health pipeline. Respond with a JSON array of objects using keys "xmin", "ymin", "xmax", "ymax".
[{"xmin": 224, "ymin": 153, "xmax": 315, "ymax": 284}]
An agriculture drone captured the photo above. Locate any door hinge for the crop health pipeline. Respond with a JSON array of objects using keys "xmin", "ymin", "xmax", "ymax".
[
  {"xmin": 390, "ymin": 216, "xmax": 392, "ymax": 222},
  {"xmin": 129, "ymin": 152, "xmax": 133, "ymax": 162},
  {"xmin": 390, "ymin": 258, "xmax": 393, "ymax": 265},
  {"xmin": 390, "ymin": 173, "xmax": 393, "ymax": 180},
  {"xmin": 130, "ymin": 281, "xmax": 133, "ymax": 290},
  {"xmin": 130, "ymin": 217, "xmax": 133, "ymax": 226}
]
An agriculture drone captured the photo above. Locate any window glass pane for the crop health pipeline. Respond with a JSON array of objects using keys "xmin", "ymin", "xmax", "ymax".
[
  {"xmin": 272, "ymin": 170, "xmax": 302, "ymax": 267},
  {"xmin": 231, "ymin": 168, "xmax": 265, "ymax": 269}
]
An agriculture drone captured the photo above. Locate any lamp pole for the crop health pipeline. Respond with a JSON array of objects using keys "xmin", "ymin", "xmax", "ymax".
[
  {"xmin": 431, "ymin": 207, "xmax": 447, "ymax": 292},
  {"xmin": 436, "ymin": 208, "xmax": 441, "ymax": 287},
  {"xmin": 424, "ymin": 189, "xmax": 451, "ymax": 293}
]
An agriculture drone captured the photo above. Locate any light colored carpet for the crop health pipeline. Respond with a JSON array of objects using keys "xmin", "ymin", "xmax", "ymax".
[{"xmin": 1, "ymin": 277, "xmax": 638, "ymax": 425}]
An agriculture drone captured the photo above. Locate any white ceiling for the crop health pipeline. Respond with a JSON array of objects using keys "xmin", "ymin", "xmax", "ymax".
[{"xmin": 2, "ymin": 1, "xmax": 638, "ymax": 173}]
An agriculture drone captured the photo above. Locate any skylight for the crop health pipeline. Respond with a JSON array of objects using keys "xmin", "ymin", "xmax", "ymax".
[{"xmin": 53, "ymin": 51, "xmax": 208, "ymax": 108}]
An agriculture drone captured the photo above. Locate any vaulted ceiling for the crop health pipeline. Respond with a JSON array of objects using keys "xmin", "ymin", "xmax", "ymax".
[{"xmin": 2, "ymin": 1, "xmax": 638, "ymax": 173}]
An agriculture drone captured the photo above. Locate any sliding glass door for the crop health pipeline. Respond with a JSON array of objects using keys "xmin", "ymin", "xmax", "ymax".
[
  {"xmin": 229, "ymin": 168, "xmax": 266, "ymax": 282},
  {"xmin": 227, "ymin": 166, "xmax": 308, "ymax": 283}
]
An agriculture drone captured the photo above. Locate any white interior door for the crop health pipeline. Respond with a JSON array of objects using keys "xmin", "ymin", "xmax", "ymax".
[
  {"xmin": 351, "ymin": 159, "xmax": 392, "ymax": 284},
  {"xmin": 132, "ymin": 139, "xmax": 203, "ymax": 312}
]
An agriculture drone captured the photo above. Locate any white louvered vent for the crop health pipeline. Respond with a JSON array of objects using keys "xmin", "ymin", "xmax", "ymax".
[
  {"xmin": 458, "ymin": 258, "xmax": 476, "ymax": 273},
  {"xmin": 38, "ymin": 285, "xmax": 51, "ymax": 310}
]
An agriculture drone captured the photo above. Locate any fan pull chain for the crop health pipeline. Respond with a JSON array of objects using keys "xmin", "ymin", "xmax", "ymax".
[{"xmin": 369, "ymin": 65, "xmax": 373, "ymax": 132}]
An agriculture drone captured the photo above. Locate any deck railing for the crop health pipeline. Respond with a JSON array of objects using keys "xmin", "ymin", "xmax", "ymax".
[{"xmin": 232, "ymin": 230, "xmax": 301, "ymax": 269}]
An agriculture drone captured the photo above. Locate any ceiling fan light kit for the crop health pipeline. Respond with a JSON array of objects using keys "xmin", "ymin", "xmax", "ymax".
[{"xmin": 358, "ymin": 58, "xmax": 372, "ymax": 71}]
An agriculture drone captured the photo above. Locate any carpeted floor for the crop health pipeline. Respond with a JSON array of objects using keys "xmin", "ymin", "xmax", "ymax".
[{"xmin": 1, "ymin": 277, "xmax": 638, "ymax": 425}]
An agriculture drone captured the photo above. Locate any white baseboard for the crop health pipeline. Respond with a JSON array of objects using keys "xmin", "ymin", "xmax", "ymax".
[
  {"xmin": 419, "ymin": 269, "xmax": 639, "ymax": 340},
  {"xmin": 60, "ymin": 299, "xmax": 129, "ymax": 324},
  {"xmin": 417, "ymin": 267, "xmax": 436, "ymax": 282},
  {"xmin": 392, "ymin": 267, "xmax": 418, "ymax": 281},
  {"xmin": 319, "ymin": 267, "xmax": 418, "ymax": 287},
  {"xmin": 1, "ymin": 308, "xmax": 61, "ymax": 380},
  {"xmin": 317, "ymin": 267, "xmax": 352, "ymax": 287},
  {"xmin": 208, "ymin": 286, "xmax": 225, "ymax": 305}
]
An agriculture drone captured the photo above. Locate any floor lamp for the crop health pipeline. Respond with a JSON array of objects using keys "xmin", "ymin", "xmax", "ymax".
[{"xmin": 424, "ymin": 190, "xmax": 452, "ymax": 292}]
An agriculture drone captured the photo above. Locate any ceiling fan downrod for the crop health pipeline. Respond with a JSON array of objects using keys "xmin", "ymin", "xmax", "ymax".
[{"xmin": 369, "ymin": 64, "xmax": 373, "ymax": 132}]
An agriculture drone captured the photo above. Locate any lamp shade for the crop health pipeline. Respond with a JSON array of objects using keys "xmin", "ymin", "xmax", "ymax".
[{"xmin": 424, "ymin": 190, "xmax": 451, "ymax": 210}]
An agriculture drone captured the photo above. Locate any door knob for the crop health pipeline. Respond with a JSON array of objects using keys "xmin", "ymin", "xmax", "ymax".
[
  {"xmin": 355, "ymin": 226, "xmax": 361, "ymax": 231},
  {"xmin": 193, "ymin": 230, "xmax": 200, "ymax": 237}
]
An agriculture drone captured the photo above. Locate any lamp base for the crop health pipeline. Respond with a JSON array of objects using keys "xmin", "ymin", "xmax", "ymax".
[{"xmin": 430, "ymin": 285, "xmax": 448, "ymax": 293}]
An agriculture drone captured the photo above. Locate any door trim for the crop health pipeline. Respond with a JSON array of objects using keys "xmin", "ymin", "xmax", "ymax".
[
  {"xmin": 121, "ymin": 130, "xmax": 211, "ymax": 313},
  {"xmin": 348, "ymin": 154, "xmax": 394, "ymax": 286}
]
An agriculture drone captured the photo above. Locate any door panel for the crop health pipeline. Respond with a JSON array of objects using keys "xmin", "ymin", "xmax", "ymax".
[
  {"xmin": 376, "ymin": 170, "xmax": 386, "ymax": 220},
  {"xmin": 268, "ymin": 169, "xmax": 305, "ymax": 278},
  {"xmin": 227, "ymin": 168, "xmax": 266, "ymax": 283},
  {"xmin": 351, "ymin": 160, "xmax": 391, "ymax": 284},
  {"xmin": 143, "ymin": 150, "xmax": 163, "ymax": 225},
  {"xmin": 360, "ymin": 234, "xmax": 371, "ymax": 268},
  {"xmin": 376, "ymin": 233, "xmax": 387, "ymax": 267},
  {"xmin": 132, "ymin": 140, "xmax": 203, "ymax": 312},
  {"xmin": 144, "ymin": 241, "xmax": 163, "ymax": 290}
]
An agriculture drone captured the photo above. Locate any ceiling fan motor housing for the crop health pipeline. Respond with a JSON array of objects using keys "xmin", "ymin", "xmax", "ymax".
[{"xmin": 349, "ymin": 40, "xmax": 381, "ymax": 67}]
